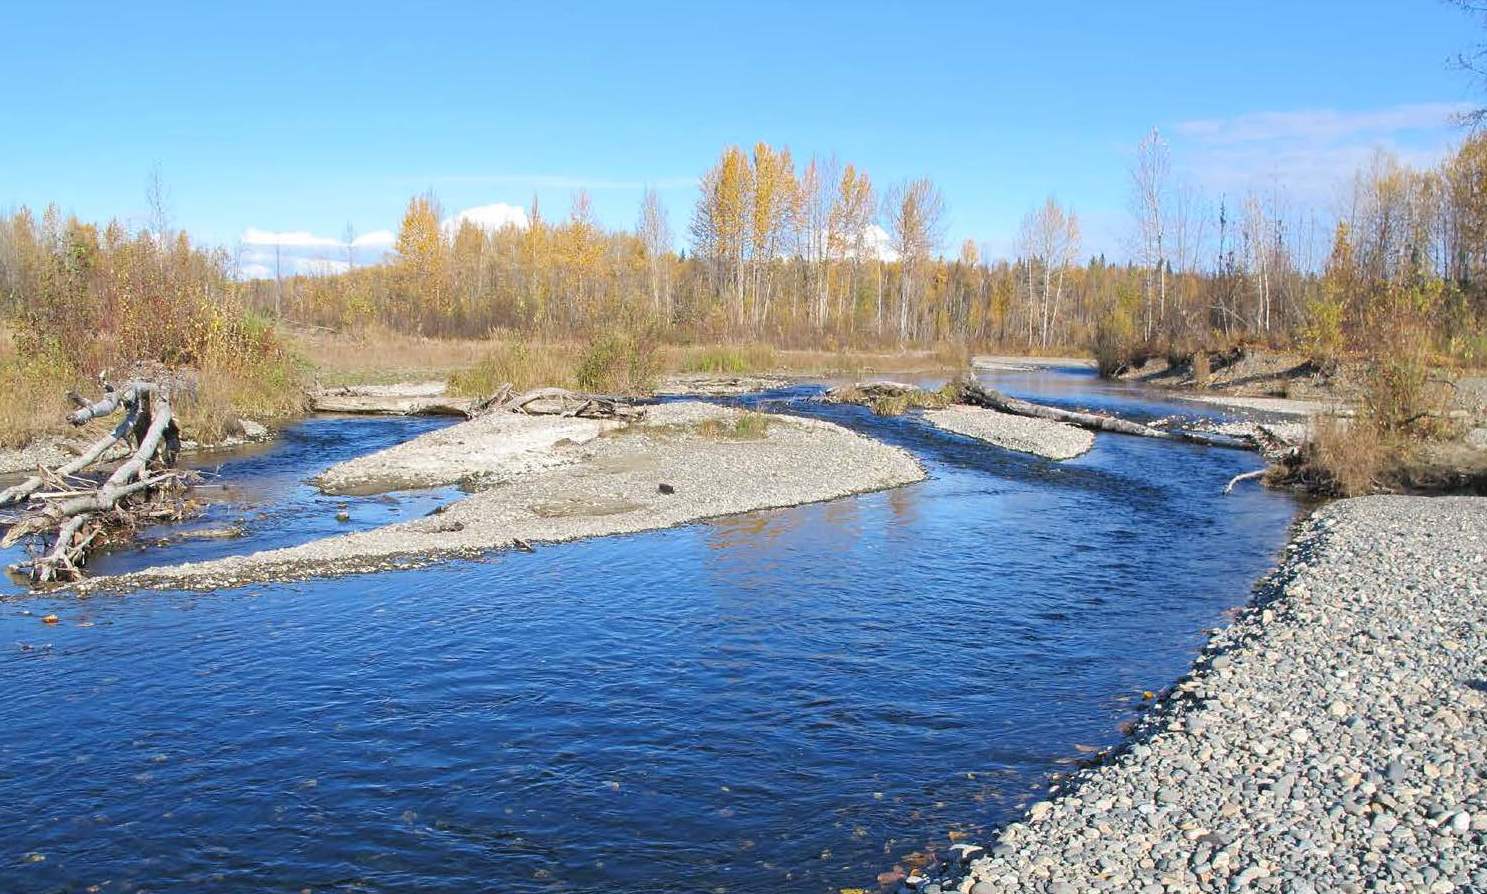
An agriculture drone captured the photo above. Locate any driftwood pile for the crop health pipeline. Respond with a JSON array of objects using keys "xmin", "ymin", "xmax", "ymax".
[
  {"xmin": 0, "ymin": 381, "xmax": 196, "ymax": 583},
  {"xmin": 473, "ymin": 385, "xmax": 645, "ymax": 421},
  {"xmin": 310, "ymin": 382, "xmax": 644, "ymax": 422}
]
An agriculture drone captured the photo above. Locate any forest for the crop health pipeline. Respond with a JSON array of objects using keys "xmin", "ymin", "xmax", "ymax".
[
  {"xmin": 251, "ymin": 131, "xmax": 1487, "ymax": 366},
  {"xmin": 1, "ymin": 130, "xmax": 1485, "ymax": 450}
]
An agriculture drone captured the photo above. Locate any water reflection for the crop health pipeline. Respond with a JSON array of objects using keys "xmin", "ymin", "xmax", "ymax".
[{"xmin": 0, "ymin": 367, "xmax": 1300, "ymax": 894}]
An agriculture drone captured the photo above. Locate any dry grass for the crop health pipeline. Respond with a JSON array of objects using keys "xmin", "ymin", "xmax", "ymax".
[
  {"xmin": 291, "ymin": 325, "xmax": 496, "ymax": 386},
  {"xmin": 446, "ymin": 330, "xmax": 661, "ymax": 397},
  {"xmin": 828, "ymin": 382, "xmax": 958, "ymax": 416},
  {"xmin": 447, "ymin": 340, "xmax": 581, "ymax": 395},
  {"xmin": 0, "ymin": 333, "xmax": 79, "ymax": 448},
  {"xmin": 1306, "ymin": 414, "xmax": 1389, "ymax": 497},
  {"xmin": 694, "ymin": 411, "xmax": 772, "ymax": 440}
]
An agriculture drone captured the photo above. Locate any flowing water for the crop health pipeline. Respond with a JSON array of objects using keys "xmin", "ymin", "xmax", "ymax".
[{"xmin": 0, "ymin": 366, "xmax": 1300, "ymax": 893}]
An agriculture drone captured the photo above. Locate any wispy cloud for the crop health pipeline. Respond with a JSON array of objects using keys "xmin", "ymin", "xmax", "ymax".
[
  {"xmin": 353, "ymin": 230, "xmax": 396, "ymax": 249},
  {"xmin": 241, "ymin": 227, "xmax": 345, "ymax": 249},
  {"xmin": 1173, "ymin": 102, "xmax": 1470, "ymax": 146},
  {"xmin": 1168, "ymin": 101, "xmax": 1471, "ymax": 203}
]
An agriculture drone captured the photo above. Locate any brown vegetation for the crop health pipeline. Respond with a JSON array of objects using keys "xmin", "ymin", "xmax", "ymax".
[{"xmin": 0, "ymin": 208, "xmax": 306, "ymax": 446}]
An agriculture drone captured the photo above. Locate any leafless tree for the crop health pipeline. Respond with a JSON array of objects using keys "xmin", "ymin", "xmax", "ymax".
[
  {"xmin": 883, "ymin": 178, "xmax": 946, "ymax": 341},
  {"xmin": 1130, "ymin": 129, "xmax": 1171, "ymax": 337},
  {"xmin": 1018, "ymin": 197, "xmax": 1081, "ymax": 347},
  {"xmin": 637, "ymin": 187, "xmax": 672, "ymax": 318},
  {"xmin": 343, "ymin": 221, "xmax": 357, "ymax": 271}
]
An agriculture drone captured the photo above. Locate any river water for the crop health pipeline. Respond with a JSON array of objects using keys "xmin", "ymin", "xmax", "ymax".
[{"xmin": 0, "ymin": 366, "xmax": 1300, "ymax": 893}]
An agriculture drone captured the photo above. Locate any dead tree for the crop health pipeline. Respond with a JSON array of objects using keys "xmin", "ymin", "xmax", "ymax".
[{"xmin": 1, "ymin": 381, "xmax": 193, "ymax": 583}]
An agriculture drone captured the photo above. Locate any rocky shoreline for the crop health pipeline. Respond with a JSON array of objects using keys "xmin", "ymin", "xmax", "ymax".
[{"xmin": 901, "ymin": 495, "xmax": 1486, "ymax": 894}]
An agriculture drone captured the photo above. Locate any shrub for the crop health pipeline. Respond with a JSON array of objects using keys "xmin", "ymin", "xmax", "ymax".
[
  {"xmin": 1092, "ymin": 284, "xmax": 1142, "ymax": 377},
  {"xmin": 0, "ymin": 208, "xmax": 305, "ymax": 445},
  {"xmin": 1299, "ymin": 294, "xmax": 1346, "ymax": 369},
  {"xmin": 575, "ymin": 330, "xmax": 660, "ymax": 394},
  {"xmin": 1191, "ymin": 351, "xmax": 1211, "ymax": 385}
]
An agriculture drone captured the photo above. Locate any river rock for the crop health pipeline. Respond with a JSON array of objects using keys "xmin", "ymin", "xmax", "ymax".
[{"xmin": 951, "ymin": 496, "xmax": 1487, "ymax": 894}]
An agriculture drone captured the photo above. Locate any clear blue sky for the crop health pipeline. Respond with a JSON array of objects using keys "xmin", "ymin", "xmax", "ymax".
[{"xmin": 2, "ymin": 1, "xmax": 1477, "ymax": 272}]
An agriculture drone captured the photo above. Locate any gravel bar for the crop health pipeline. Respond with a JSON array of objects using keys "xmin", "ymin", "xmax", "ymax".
[
  {"xmin": 925, "ymin": 406, "xmax": 1095, "ymax": 460},
  {"xmin": 918, "ymin": 495, "xmax": 1487, "ymax": 894},
  {"xmin": 87, "ymin": 402, "xmax": 924, "ymax": 591}
]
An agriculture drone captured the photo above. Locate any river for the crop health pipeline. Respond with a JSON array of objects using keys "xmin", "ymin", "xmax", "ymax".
[{"xmin": 0, "ymin": 365, "xmax": 1300, "ymax": 893}]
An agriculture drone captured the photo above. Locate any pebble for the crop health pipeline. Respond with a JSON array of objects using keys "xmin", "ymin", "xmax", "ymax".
[{"xmin": 937, "ymin": 497, "xmax": 1487, "ymax": 894}]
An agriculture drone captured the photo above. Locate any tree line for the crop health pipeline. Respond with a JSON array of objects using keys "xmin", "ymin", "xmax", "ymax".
[
  {"xmin": 254, "ymin": 134, "xmax": 1487, "ymax": 367},
  {"xmin": 3, "ymin": 133, "xmax": 1485, "ymax": 376}
]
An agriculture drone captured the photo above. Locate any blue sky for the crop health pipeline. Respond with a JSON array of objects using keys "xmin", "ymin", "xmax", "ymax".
[{"xmin": 2, "ymin": 1, "xmax": 1478, "ymax": 274}]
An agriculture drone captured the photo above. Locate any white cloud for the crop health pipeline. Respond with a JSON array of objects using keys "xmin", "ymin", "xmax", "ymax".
[
  {"xmin": 237, "ymin": 262, "xmax": 273, "ymax": 280},
  {"xmin": 352, "ymin": 229, "xmax": 396, "ymax": 249},
  {"xmin": 854, "ymin": 224, "xmax": 899, "ymax": 262},
  {"xmin": 241, "ymin": 227, "xmax": 344, "ymax": 248},
  {"xmin": 442, "ymin": 202, "xmax": 529, "ymax": 235}
]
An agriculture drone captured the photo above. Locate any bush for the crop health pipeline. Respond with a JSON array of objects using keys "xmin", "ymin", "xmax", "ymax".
[
  {"xmin": 575, "ymin": 330, "xmax": 660, "ymax": 394},
  {"xmin": 1300, "ymin": 294, "xmax": 1346, "ymax": 369},
  {"xmin": 0, "ymin": 208, "xmax": 305, "ymax": 445},
  {"xmin": 1191, "ymin": 351, "xmax": 1211, "ymax": 385},
  {"xmin": 1092, "ymin": 284, "xmax": 1143, "ymax": 377}
]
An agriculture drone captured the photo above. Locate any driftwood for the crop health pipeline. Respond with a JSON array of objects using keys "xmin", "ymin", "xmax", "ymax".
[
  {"xmin": 1, "ymin": 381, "xmax": 195, "ymax": 583},
  {"xmin": 1224, "ymin": 469, "xmax": 1268, "ymax": 494},
  {"xmin": 478, "ymin": 385, "xmax": 646, "ymax": 421},
  {"xmin": 954, "ymin": 380, "xmax": 1253, "ymax": 451},
  {"xmin": 308, "ymin": 382, "xmax": 643, "ymax": 421},
  {"xmin": 309, "ymin": 384, "xmax": 478, "ymax": 417}
]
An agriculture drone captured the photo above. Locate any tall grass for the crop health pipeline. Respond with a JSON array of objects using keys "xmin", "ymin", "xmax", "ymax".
[
  {"xmin": 674, "ymin": 343, "xmax": 779, "ymax": 375},
  {"xmin": 448, "ymin": 330, "xmax": 661, "ymax": 397},
  {"xmin": 1305, "ymin": 415, "xmax": 1387, "ymax": 497}
]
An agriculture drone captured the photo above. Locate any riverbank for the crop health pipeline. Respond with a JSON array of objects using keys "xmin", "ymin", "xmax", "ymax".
[
  {"xmin": 916, "ymin": 495, "xmax": 1487, "ymax": 894},
  {"xmin": 79, "ymin": 401, "xmax": 924, "ymax": 591}
]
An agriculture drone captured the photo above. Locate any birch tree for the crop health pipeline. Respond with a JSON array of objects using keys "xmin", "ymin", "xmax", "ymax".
[
  {"xmin": 637, "ymin": 187, "xmax": 672, "ymax": 318},
  {"xmin": 884, "ymin": 178, "xmax": 946, "ymax": 341},
  {"xmin": 1130, "ymin": 128, "xmax": 1171, "ymax": 338},
  {"xmin": 1018, "ymin": 197, "xmax": 1081, "ymax": 348}
]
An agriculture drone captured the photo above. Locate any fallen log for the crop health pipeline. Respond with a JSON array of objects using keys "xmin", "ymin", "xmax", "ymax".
[
  {"xmin": 308, "ymin": 384, "xmax": 478, "ymax": 417},
  {"xmin": 2, "ymin": 381, "xmax": 195, "ymax": 583},
  {"xmin": 953, "ymin": 380, "xmax": 1255, "ymax": 451}
]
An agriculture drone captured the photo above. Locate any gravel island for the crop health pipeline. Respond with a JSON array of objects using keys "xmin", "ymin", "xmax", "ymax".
[
  {"xmin": 87, "ymin": 401, "xmax": 925, "ymax": 590},
  {"xmin": 925, "ymin": 406, "xmax": 1095, "ymax": 460}
]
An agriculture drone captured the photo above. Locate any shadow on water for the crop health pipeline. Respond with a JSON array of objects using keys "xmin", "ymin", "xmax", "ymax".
[{"xmin": 0, "ymin": 367, "xmax": 1301, "ymax": 894}]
